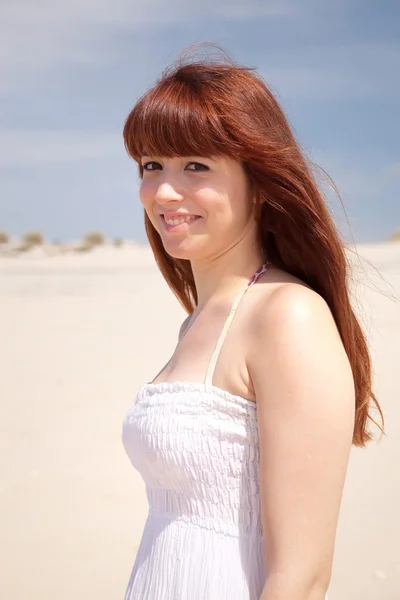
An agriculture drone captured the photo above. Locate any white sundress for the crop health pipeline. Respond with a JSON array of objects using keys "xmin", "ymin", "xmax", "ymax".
[{"xmin": 122, "ymin": 261, "xmax": 329, "ymax": 600}]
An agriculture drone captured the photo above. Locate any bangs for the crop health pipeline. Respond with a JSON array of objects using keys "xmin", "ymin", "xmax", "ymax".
[{"xmin": 123, "ymin": 78, "xmax": 236, "ymax": 163}]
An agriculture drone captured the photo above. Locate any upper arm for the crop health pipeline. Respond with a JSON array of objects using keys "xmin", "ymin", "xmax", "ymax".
[{"xmin": 249, "ymin": 284, "xmax": 355, "ymax": 589}]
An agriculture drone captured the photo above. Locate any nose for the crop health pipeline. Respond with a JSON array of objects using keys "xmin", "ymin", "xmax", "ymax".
[{"xmin": 154, "ymin": 180, "xmax": 184, "ymax": 205}]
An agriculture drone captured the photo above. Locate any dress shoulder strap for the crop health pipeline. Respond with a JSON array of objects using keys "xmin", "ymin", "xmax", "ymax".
[{"xmin": 204, "ymin": 262, "xmax": 271, "ymax": 386}]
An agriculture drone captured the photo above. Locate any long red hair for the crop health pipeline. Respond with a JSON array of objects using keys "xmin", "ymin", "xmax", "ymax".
[{"xmin": 123, "ymin": 48, "xmax": 384, "ymax": 447}]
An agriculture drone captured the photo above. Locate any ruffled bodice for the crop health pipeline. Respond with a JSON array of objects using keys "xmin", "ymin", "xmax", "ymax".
[
  {"xmin": 123, "ymin": 382, "xmax": 261, "ymax": 535},
  {"xmin": 121, "ymin": 382, "xmax": 266, "ymax": 599}
]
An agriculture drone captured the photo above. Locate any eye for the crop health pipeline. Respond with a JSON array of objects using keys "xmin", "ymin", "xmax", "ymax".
[
  {"xmin": 186, "ymin": 162, "xmax": 209, "ymax": 172},
  {"xmin": 142, "ymin": 161, "xmax": 161, "ymax": 171}
]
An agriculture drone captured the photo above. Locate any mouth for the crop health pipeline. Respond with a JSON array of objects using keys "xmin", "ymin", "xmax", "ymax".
[{"xmin": 161, "ymin": 214, "xmax": 202, "ymax": 232}]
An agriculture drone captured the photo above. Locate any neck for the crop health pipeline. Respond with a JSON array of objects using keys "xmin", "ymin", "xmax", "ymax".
[{"xmin": 190, "ymin": 239, "xmax": 266, "ymax": 312}]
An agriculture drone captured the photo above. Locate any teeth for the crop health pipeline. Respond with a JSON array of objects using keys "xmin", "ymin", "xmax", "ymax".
[{"xmin": 164, "ymin": 215, "xmax": 198, "ymax": 226}]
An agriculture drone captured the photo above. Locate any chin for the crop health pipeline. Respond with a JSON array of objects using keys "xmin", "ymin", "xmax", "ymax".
[{"xmin": 162, "ymin": 242, "xmax": 201, "ymax": 261}]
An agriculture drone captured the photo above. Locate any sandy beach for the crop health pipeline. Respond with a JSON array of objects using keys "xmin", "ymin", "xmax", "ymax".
[{"xmin": 1, "ymin": 241, "xmax": 399, "ymax": 600}]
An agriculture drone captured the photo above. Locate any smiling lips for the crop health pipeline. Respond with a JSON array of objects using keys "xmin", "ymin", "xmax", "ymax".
[{"xmin": 162, "ymin": 214, "xmax": 201, "ymax": 226}]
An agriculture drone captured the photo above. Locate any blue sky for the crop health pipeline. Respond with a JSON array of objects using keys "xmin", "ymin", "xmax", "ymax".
[{"xmin": 0, "ymin": 0, "xmax": 399, "ymax": 244}]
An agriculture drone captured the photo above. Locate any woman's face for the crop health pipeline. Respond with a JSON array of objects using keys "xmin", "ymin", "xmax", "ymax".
[{"xmin": 139, "ymin": 155, "xmax": 255, "ymax": 261}]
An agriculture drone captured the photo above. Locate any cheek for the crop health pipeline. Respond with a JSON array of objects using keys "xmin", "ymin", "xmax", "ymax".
[
  {"xmin": 229, "ymin": 181, "xmax": 252, "ymax": 218},
  {"xmin": 197, "ymin": 186, "xmax": 249, "ymax": 226},
  {"xmin": 139, "ymin": 181, "xmax": 160, "ymax": 230},
  {"xmin": 195, "ymin": 186, "xmax": 225, "ymax": 212},
  {"xmin": 139, "ymin": 179, "xmax": 152, "ymax": 208}
]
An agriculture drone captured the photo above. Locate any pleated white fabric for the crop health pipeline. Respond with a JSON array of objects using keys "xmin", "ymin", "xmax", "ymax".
[{"xmin": 122, "ymin": 381, "xmax": 267, "ymax": 600}]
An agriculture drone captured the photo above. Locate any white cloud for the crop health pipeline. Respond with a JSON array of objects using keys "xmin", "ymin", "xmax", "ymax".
[
  {"xmin": 0, "ymin": 0, "xmax": 124, "ymax": 84},
  {"xmin": 0, "ymin": 130, "xmax": 123, "ymax": 166},
  {"xmin": 261, "ymin": 42, "xmax": 400, "ymax": 101},
  {"xmin": 265, "ymin": 66, "xmax": 368, "ymax": 101},
  {"xmin": 2, "ymin": 0, "xmax": 397, "ymax": 102},
  {"xmin": 0, "ymin": 0, "xmax": 297, "ymax": 92}
]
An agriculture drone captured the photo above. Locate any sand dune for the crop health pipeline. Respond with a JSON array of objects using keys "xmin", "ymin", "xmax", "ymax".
[{"xmin": 1, "ymin": 242, "xmax": 399, "ymax": 600}]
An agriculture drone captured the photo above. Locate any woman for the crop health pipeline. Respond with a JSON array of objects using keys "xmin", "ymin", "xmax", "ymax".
[{"xmin": 121, "ymin": 48, "xmax": 384, "ymax": 600}]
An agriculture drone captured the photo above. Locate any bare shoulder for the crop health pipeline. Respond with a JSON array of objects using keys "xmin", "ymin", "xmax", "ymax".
[
  {"xmin": 249, "ymin": 276, "xmax": 344, "ymax": 355},
  {"xmin": 247, "ymin": 275, "xmax": 355, "ymax": 411}
]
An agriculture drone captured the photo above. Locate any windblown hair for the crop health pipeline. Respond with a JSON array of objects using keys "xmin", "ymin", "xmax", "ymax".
[{"xmin": 123, "ymin": 47, "xmax": 384, "ymax": 447}]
